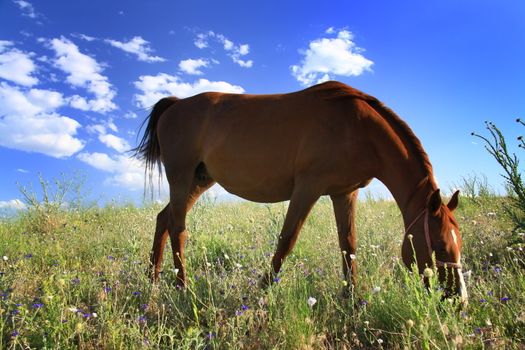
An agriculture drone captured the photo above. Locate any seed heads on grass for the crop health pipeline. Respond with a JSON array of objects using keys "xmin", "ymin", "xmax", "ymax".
[
  {"xmin": 405, "ymin": 319, "xmax": 415, "ymax": 329},
  {"xmin": 423, "ymin": 267, "xmax": 434, "ymax": 278}
]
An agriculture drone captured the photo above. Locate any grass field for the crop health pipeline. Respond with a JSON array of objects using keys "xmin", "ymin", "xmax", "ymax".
[{"xmin": 1, "ymin": 191, "xmax": 524, "ymax": 349}]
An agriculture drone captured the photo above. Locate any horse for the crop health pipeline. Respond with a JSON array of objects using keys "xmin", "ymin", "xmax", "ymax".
[{"xmin": 134, "ymin": 81, "xmax": 468, "ymax": 303}]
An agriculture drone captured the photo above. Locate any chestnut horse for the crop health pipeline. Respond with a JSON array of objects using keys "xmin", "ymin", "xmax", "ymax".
[{"xmin": 134, "ymin": 81, "xmax": 467, "ymax": 302}]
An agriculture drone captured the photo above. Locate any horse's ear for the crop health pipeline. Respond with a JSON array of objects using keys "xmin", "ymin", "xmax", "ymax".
[
  {"xmin": 427, "ymin": 189, "xmax": 442, "ymax": 214},
  {"xmin": 447, "ymin": 190, "xmax": 460, "ymax": 212}
]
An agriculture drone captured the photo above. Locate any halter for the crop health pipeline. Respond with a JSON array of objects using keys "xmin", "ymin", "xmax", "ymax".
[{"xmin": 405, "ymin": 208, "xmax": 462, "ymax": 269}]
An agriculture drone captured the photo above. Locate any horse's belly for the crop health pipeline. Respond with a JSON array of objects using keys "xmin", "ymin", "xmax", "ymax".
[{"xmin": 204, "ymin": 155, "xmax": 295, "ymax": 203}]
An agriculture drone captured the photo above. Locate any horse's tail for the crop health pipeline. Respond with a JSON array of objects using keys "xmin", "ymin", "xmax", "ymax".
[{"xmin": 133, "ymin": 97, "xmax": 178, "ymax": 188}]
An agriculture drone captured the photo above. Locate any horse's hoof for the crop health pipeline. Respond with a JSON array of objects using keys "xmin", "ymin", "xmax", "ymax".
[{"xmin": 258, "ymin": 272, "xmax": 275, "ymax": 289}]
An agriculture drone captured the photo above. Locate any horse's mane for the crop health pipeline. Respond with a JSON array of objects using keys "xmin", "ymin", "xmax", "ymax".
[{"xmin": 312, "ymin": 81, "xmax": 435, "ymax": 184}]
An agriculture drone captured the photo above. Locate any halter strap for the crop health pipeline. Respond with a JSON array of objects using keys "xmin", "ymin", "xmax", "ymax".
[{"xmin": 405, "ymin": 208, "xmax": 462, "ymax": 269}]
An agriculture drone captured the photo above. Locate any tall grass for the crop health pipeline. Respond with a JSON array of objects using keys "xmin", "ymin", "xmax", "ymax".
[{"xmin": 1, "ymin": 191, "xmax": 524, "ymax": 348}]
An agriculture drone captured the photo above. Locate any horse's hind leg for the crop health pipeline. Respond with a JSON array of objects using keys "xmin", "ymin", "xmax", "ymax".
[
  {"xmin": 331, "ymin": 191, "xmax": 359, "ymax": 294},
  {"xmin": 261, "ymin": 183, "xmax": 321, "ymax": 287},
  {"xmin": 167, "ymin": 167, "xmax": 215, "ymax": 287},
  {"xmin": 150, "ymin": 204, "xmax": 170, "ymax": 282},
  {"xmin": 149, "ymin": 164, "xmax": 214, "ymax": 284}
]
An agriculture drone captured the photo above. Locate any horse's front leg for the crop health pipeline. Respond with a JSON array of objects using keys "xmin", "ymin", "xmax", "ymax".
[
  {"xmin": 331, "ymin": 191, "xmax": 359, "ymax": 296},
  {"xmin": 260, "ymin": 182, "xmax": 321, "ymax": 288}
]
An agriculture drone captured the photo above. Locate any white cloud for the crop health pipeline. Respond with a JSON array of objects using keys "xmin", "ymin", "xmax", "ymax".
[
  {"xmin": 86, "ymin": 119, "xmax": 129, "ymax": 153},
  {"xmin": 0, "ymin": 199, "xmax": 26, "ymax": 210},
  {"xmin": 0, "ymin": 82, "xmax": 64, "ymax": 116},
  {"xmin": 77, "ymin": 152, "xmax": 148, "ymax": 190},
  {"xmin": 123, "ymin": 111, "xmax": 138, "ymax": 119},
  {"xmin": 194, "ymin": 33, "xmax": 209, "ymax": 49},
  {"xmin": 291, "ymin": 29, "xmax": 373, "ymax": 86},
  {"xmin": 105, "ymin": 36, "xmax": 166, "ymax": 63},
  {"xmin": 73, "ymin": 33, "xmax": 96, "ymax": 42},
  {"xmin": 98, "ymin": 133, "xmax": 130, "ymax": 153},
  {"xmin": 194, "ymin": 31, "xmax": 253, "ymax": 68},
  {"xmin": 179, "ymin": 58, "xmax": 209, "ymax": 75},
  {"xmin": 13, "ymin": 0, "xmax": 39, "ymax": 19},
  {"xmin": 0, "ymin": 82, "xmax": 83, "ymax": 158},
  {"xmin": 47, "ymin": 36, "xmax": 117, "ymax": 113},
  {"xmin": 134, "ymin": 73, "xmax": 244, "ymax": 108},
  {"xmin": 0, "ymin": 41, "xmax": 39, "ymax": 86}
]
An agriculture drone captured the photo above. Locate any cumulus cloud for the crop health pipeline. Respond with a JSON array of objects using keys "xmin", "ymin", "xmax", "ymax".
[
  {"xmin": 0, "ymin": 41, "xmax": 39, "ymax": 86},
  {"xmin": 77, "ymin": 152, "xmax": 148, "ymax": 190},
  {"xmin": 86, "ymin": 119, "xmax": 130, "ymax": 153},
  {"xmin": 105, "ymin": 36, "xmax": 166, "ymax": 63},
  {"xmin": 98, "ymin": 133, "xmax": 130, "ymax": 153},
  {"xmin": 0, "ymin": 199, "xmax": 26, "ymax": 210},
  {"xmin": 46, "ymin": 36, "xmax": 117, "ymax": 113},
  {"xmin": 194, "ymin": 31, "xmax": 253, "ymax": 68},
  {"xmin": 179, "ymin": 58, "xmax": 209, "ymax": 75},
  {"xmin": 133, "ymin": 73, "xmax": 244, "ymax": 108},
  {"xmin": 291, "ymin": 29, "xmax": 373, "ymax": 86},
  {"xmin": 0, "ymin": 82, "xmax": 84, "ymax": 158}
]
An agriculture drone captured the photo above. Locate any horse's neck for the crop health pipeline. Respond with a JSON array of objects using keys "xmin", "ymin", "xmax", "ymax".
[{"xmin": 377, "ymin": 158, "xmax": 436, "ymax": 227}]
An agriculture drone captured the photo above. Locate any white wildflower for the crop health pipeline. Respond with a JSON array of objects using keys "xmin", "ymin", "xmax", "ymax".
[
  {"xmin": 2, "ymin": 256, "xmax": 7, "ymax": 261},
  {"xmin": 349, "ymin": 254, "xmax": 356, "ymax": 260},
  {"xmin": 307, "ymin": 297, "xmax": 317, "ymax": 307},
  {"xmin": 224, "ymin": 254, "xmax": 230, "ymax": 260},
  {"xmin": 372, "ymin": 286, "xmax": 381, "ymax": 294}
]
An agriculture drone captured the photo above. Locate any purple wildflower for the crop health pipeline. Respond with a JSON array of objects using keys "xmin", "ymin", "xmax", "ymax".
[
  {"xmin": 480, "ymin": 298, "xmax": 487, "ymax": 303},
  {"xmin": 359, "ymin": 299, "xmax": 368, "ymax": 306},
  {"xmin": 206, "ymin": 332, "xmax": 216, "ymax": 340},
  {"xmin": 235, "ymin": 310, "xmax": 243, "ymax": 316},
  {"xmin": 11, "ymin": 309, "xmax": 20, "ymax": 315},
  {"xmin": 24, "ymin": 253, "xmax": 32, "ymax": 259},
  {"xmin": 138, "ymin": 315, "xmax": 147, "ymax": 323},
  {"xmin": 140, "ymin": 304, "xmax": 149, "ymax": 311},
  {"xmin": 32, "ymin": 303, "xmax": 44, "ymax": 309},
  {"xmin": 500, "ymin": 296, "xmax": 510, "ymax": 303},
  {"xmin": 11, "ymin": 330, "xmax": 19, "ymax": 337},
  {"xmin": 241, "ymin": 304, "xmax": 249, "ymax": 311},
  {"xmin": 103, "ymin": 286, "xmax": 112, "ymax": 293},
  {"xmin": 273, "ymin": 277, "xmax": 281, "ymax": 283},
  {"xmin": 132, "ymin": 291, "xmax": 141, "ymax": 296},
  {"xmin": 71, "ymin": 278, "xmax": 80, "ymax": 285},
  {"xmin": 107, "ymin": 255, "xmax": 115, "ymax": 261}
]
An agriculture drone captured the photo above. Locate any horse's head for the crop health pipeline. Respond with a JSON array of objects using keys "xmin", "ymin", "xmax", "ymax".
[{"xmin": 402, "ymin": 190, "xmax": 468, "ymax": 305}]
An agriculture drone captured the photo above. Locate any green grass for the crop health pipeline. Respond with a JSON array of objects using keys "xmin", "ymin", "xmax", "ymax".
[{"xmin": 1, "ymin": 196, "xmax": 524, "ymax": 349}]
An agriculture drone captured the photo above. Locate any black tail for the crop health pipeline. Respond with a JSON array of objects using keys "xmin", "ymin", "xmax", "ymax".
[{"xmin": 133, "ymin": 97, "xmax": 178, "ymax": 190}]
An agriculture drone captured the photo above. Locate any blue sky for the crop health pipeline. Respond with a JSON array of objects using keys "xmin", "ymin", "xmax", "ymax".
[{"xmin": 1, "ymin": 0, "xmax": 524, "ymax": 209}]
